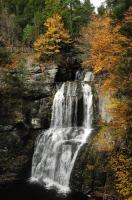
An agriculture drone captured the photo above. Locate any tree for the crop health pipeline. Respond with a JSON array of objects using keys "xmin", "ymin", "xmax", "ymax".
[
  {"xmin": 98, "ymin": 5, "xmax": 107, "ymax": 16},
  {"xmin": 81, "ymin": 16, "xmax": 127, "ymax": 73},
  {"xmin": 33, "ymin": 14, "xmax": 70, "ymax": 60},
  {"xmin": 43, "ymin": 0, "xmax": 93, "ymax": 37},
  {"xmin": 1, "ymin": 0, "xmax": 46, "ymax": 42},
  {"xmin": 62, "ymin": 0, "xmax": 93, "ymax": 36},
  {"xmin": 0, "ymin": 8, "xmax": 16, "ymax": 46},
  {"xmin": 106, "ymin": 0, "xmax": 132, "ymax": 19},
  {"xmin": 0, "ymin": 0, "xmax": 93, "ymax": 44},
  {"xmin": 80, "ymin": 10, "xmax": 132, "ymax": 198},
  {"xmin": 23, "ymin": 24, "xmax": 35, "ymax": 46}
]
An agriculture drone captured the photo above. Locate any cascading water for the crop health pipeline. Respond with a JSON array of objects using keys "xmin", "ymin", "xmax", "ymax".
[{"xmin": 31, "ymin": 78, "xmax": 93, "ymax": 193}]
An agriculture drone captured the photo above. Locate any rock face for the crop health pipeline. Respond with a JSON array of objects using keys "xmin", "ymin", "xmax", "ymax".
[
  {"xmin": 0, "ymin": 58, "xmax": 122, "ymax": 199},
  {"xmin": 0, "ymin": 58, "xmax": 58, "ymax": 184},
  {"xmin": 70, "ymin": 131, "xmax": 114, "ymax": 193},
  {"xmin": 70, "ymin": 74, "xmax": 120, "ymax": 199},
  {"xmin": 0, "ymin": 54, "xmax": 82, "ymax": 186},
  {"xmin": 97, "ymin": 89, "xmax": 113, "ymax": 123}
]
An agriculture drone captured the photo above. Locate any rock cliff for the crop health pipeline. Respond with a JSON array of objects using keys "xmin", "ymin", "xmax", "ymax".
[{"xmin": 0, "ymin": 58, "xmax": 57, "ymax": 185}]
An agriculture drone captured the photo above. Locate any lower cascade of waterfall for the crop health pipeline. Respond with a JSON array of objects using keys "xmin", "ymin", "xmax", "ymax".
[{"xmin": 30, "ymin": 80, "xmax": 93, "ymax": 193}]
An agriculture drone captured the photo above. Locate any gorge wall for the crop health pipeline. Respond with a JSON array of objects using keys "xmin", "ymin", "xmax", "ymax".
[
  {"xmin": 0, "ymin": 58, "xmax": 122, "ymax": 199},
  {"xmin": 0, "ymin": 59, "xmax": 57, "ymax": 185},
  {"xmin": 0, "ymin": 56, "xmax": 80, "ymax": 186}
]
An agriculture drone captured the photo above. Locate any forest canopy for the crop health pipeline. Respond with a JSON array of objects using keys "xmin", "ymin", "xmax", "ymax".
[{"xmin": 0, "ymin": 0, "xmax": 93, "ymax": 46}]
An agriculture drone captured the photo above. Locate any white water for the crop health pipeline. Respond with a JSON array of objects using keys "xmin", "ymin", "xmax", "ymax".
[
  {"xmin": 84, "ymin": 72, "xmax": 94, "ymax": 82},
  {"xmin": 31, "ymin": 81, "xmax": 93, "ymax": 193}
]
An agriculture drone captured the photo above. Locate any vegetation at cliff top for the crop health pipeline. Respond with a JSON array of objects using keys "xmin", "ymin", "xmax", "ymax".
[
  {"xmin": 0, "ymin": 0, "xmax": 93, "ymax": 47},
  {"xmin": 33, "ymin": 14, "xmax": 70, "ymax": 60},
  {"xmin": 80, "ymin": 16, "xmax": 128, "ymax": 73}
]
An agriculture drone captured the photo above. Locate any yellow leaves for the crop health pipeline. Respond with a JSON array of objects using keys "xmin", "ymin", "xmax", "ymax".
[
  {"xmin": 7, "ymin": 54, "xmax": 24, "ymax": 69},
  {"xmin": 110, "ymin": 155, "xmax": 132, "ymax": 199},
  {"xmin": 80, "ymin": 12, "xmax": 131, "ymax": 200},
  {"xmin": 81, "ymin": 14, "xmax": 131, "ymax": 141},
  {"xmin": 44, "ymin": 14, "xmax": 61, "ymax": 28},
  {"xmin": 81, "ymin": 16, "xmax": 127, "ymax": 73},
  {"xmin": 33, "ymin": 14, "xmax": 70, "ymax": 60}
]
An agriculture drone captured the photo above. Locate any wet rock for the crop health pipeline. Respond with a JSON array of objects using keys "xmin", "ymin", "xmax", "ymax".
[
  {"xmin": 98, "ymin": 94, "xmax": 112, "ymax": 123},
  {"xmin": 0, "ymin": 60, "xmax": 58, "ymax": 184},
  {"xmin": 0, "ymin": 125, "xmax": 13, "ymax": 132},
  {"xmin": 93, "ymin": 171, "xmax": 107, "ymax": 187},
  {"xmin": 95, "ymin": 82, "xmax": 113, "ymax": 123},
  {"xmin": 0, "ymin": 131, "xmax": 21, "ymax": 150},
  {"xmin": 55, "ymin": 68, "xmax": 76, "ymax": 82},
  {"xmin": 70, "ymin": 129, "xmax": 114, "ymax": 195},
  {"xmin": 33, "ymin": 66, "xmax": 42, "ymax": 74},
  {"xmin": 31, "ymin": 118, "xmax": 41, "ymax": 129}
]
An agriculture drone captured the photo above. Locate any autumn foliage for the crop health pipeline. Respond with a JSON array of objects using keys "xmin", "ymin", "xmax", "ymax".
[
  {"xmin": 81, "ymin": 16, "xmax": 127, "ymax": 73},
  {"xmin": 80, "ymin": 8, "xmax": 132, "ymax": 199},
  {"xmin": 110, "ymin": 154, "xmax": 132, "ymax": 199},
  {"xmin": 33, "ymin": 14, "xmax": 70, "ymax": 60}
]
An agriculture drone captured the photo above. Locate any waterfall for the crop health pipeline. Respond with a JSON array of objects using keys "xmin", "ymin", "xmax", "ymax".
[{"xmin": 31, "ymin": 80, "xmax": 93, "ymax": 193}]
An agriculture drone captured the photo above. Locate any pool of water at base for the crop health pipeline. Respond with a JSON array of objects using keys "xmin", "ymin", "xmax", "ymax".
[{"xmin": 0, "ymin": 181, "xmax": 88, "ymax": 200}]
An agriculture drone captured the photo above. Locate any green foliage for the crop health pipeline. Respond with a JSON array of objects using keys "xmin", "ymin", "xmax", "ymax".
[
  {"xmin": 62, "ymin": 0, "xmax": 93, "ymax": 36},
  {"xmin": 106, "ymin": 0, "xmax": 132, "ymax": 19},
  {"xmin": 23, "ymin": 24, "xmax": 35, "ymax": 45},
  {"xmin": 98, "ymin": 5, "xmax": 107, "ymax": 16},
  {"xmin": 1, "ymin": 0, "xmax": 93, "ymax": 45},
  {"xmin": 1, "ymin": 0, "xmax": 46, "ymax": 42},
  {"xmin": 14, "ymin": 58, "xmax": 28, "ymax": 86}
]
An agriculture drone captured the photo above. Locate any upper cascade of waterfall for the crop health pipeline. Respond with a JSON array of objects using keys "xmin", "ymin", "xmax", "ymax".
[
  {"xmin": 84, "ymin": 72, "xmax": 94, "ymax": 82},
  {"xmin": 75, "ymin": 70, "xmax": 94, "ymax": 82},
  {"xmin": 31, "ymin": 73, "xmax": 93, "ymax": 194}
]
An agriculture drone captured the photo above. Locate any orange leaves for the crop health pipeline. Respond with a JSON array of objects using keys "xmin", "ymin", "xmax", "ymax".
[
  {"xmin": 102, "ymin": 79, "xmax": 112, "ymax": 91},
  {"xmin": 8, "ymin": 58, "xmax": 19, "ymax": 69},
  {"xmin": 82, "ymin": 16, "xmax": 127, "ymax": 73},
  {"xmin": 110, "ymin": 154, "xmax": 132, "ymax": 199},
  {"xmin": 33, "ymin": 14, "xmax": 70, "ymax": 60},
  {"xmin": 81, "ymin": 15, "xmax": 130, "ymax": 133}
]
